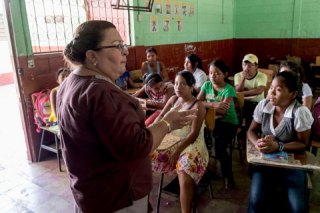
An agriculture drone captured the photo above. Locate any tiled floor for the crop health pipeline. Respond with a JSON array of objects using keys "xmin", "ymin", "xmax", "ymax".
[{"xmin": 1, "ymin": 84, "xmax": 320, "ymax": 213}]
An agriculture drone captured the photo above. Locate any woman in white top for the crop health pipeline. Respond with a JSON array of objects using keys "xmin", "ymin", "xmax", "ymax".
[
  {"xmin": 279, "ymin": 61, "xmax": 313, "ymax": 110},
  {"xmin": 184, "ymin": 54, "xmax": 208, "ymax": 94},
  {"xmin": 247, "ymin": 71, "xmax": 313, "ymax": 212}
]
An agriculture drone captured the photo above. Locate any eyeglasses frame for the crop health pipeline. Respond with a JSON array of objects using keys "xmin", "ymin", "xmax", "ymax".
[{"xmin": 93, "ymin": 43, "xmax": 128, "ymax": 54}]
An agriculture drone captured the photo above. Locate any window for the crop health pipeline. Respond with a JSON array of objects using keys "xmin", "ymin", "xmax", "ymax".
[{"xmin": 25, "ymin": 0, "xmax": 130, "ymax": 53}]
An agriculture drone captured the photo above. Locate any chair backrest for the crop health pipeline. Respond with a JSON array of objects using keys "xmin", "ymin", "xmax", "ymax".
[
  {"xmin": 129, "ymin": 69, "xmax": 143, "ymax": 81},
  {"xmin": 235, "ymin": 92, "xmax": 244, "ymax": 126},
  {"xmin": 235, "ymin": 92, "xmax": 244, "ymax": 109},
  {"xmin": 205, "ymin": 108, "xmax": 216, "ymax": 131},
  {"xmin": 258, "ymin": 68, "xmax": 274, "ymax": 97},
  {"xmin": 316, "ymin": 56, "xmax": 320, "ymax": 65},
  {"xmin": 286, "ymin": 55, "xmax": 301, "ymax": 66}
]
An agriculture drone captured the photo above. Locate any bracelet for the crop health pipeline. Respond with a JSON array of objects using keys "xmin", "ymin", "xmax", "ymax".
[
  {"xmin": 278, "ymin": 142, "xmax": 284, "ymax": 152},
  {"xmin": 161, "ymin": 119, "xmax": 171, "ymax": 133}
]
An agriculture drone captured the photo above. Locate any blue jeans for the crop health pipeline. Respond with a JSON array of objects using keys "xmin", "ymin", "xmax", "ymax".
[{"xmin": 248, "ymin": 166, "xmax": 307, "ymax": 213}]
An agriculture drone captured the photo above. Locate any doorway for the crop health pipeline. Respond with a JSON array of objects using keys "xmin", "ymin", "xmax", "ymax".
[{"xmin": 0, "ymin": 2, "xmax": 27, "ymax": 164}]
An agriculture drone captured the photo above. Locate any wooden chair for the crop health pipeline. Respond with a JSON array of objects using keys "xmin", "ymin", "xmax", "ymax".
[
  {"xmin": 230, "ymin": 92, "xmax": 245, "ymax": 165},
  {"xmin": 311, "ymin": 140, "xmax": 320, "ymax": 157},
  {"xmin": 204, "ymin": 108, "xmax": 216, "ymax": 156},
  {"xmin": 258, "ymin": 68, "xmax": 274, "ymax": 97}
]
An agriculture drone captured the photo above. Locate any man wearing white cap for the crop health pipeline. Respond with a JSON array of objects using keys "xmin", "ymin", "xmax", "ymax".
[{"xmin": 234, "ymin": 53, "xmax": 267, "ymax": 130}]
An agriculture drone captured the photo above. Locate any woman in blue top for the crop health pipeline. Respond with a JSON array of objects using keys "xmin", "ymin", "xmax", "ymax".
[
  {"xmin": 115, "ymin": 70, "xmax": 143, "ymax": 90},
  {"xmin": 141, "ymin": 47, "xmax": 169, "ymax": 81},
  {"xmin": 197, "ymin": 59, "xmax": 238, "ymax": 189}
]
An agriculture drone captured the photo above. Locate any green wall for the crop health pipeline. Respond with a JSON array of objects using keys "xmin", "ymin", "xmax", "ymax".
[
  {"xmin": 131, "ymin": 0, "xmax": 234, "ymax": 46},
  {"xmin": 9, "ymin": 0, "xmax": 320, "ymax": 55},
  {"xmin": 234, "ymin": 0, "xmax": 320, "ymax": 38}
]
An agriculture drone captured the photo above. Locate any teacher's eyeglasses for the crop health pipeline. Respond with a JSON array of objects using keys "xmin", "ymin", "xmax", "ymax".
[{"xmin": 93, "ymin": 43, "xmax": 128, "ymax": 54}]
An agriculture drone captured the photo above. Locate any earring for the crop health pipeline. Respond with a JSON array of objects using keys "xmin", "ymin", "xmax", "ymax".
[{"xmin": 93, "ymin": 61, "xmax": 98, "ymax": 66}]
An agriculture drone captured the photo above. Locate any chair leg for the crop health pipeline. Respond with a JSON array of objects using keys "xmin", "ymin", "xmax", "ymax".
[
  {"xmin": 192, "ymin": 184, "xmax": 197, "ymax": 213},
  {"xmin": 156, "ymin": 173, "xmax": 164, "ymax": 213},
  {"xmin": 311, "ymin": 146, "xmax": 318, "ymax": 156},
  {"xmin": 208, "ymin": 180, "xmax": 214, "ymax": 199},
  {"xmin": 238, "ymin": 136, "xmax": 244, "ymax": 165},
  {"xmin": 239, "ymin": 146, "xmax": 243, "ymax": 165},
  {"xmin": 37, "ymin": 129, "xmax": 46, "ymax": 162},
  {"xmin": 55, "ymin": 135, "xmax": 62, "ymax": 172}
]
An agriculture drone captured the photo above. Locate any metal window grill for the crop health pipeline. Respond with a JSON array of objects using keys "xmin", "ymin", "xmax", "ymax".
[{"xmin": 25, "ymin": 0, "xmax": 130, "ymax": 53}]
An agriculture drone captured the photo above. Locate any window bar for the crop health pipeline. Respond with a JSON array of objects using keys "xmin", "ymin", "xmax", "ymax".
[
  {"xmin": 51, "ymin": 0, "xmax": 59, "ymax": 51},
  {"xmin": 59, "ymin": 0, "xmax": 67, "ymax": 50},
  {"xmin": 30, "ymin": 0, "xmax": 41, "ymax": 52},
  {"xmin": 41, "ymin": 0, "xmax": 52, "ymax": 52},
  {"xmin": 75, "ymin": 0, "xmax": 82, "ymax": 25}
]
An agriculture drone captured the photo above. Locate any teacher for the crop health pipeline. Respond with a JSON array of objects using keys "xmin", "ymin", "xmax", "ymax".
[{"xmin": 57, "ymin": 20, "xmax": 195, "ymax": 213}]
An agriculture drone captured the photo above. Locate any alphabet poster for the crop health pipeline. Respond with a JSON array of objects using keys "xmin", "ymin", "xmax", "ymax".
[
  {"xmin": 177, "ymin": 16, "xmax": 182, "ymax": 32},
  {"xmin": 174, "ymin": 0, "xmax": 179, "ymax": 15},
  {"xmin": 165, "ymin": 0, "xmax": 171, "ymax": 14},
  {"xmin": 155, "ymin": 0, "xmax": 162, "ymax": 14},
  {"xmin": 163, "ymin": 16, "xmax": 170, "ymax": 32},
  {"xmin": 150, "ymin": 16, "xmax": 158, "ymax": 32},
  {"xmin": 182, "ymin": 2, "xmax": 187, "ymax": 16}
]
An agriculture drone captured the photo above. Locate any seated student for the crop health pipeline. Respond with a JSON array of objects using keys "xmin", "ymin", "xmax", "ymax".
[
  {"xmin": 184, "ymin": 53, "xmax": 207, "ymax": 94},
  {"xmin": 279, "ymin": 61, "xmax": 313, "ymax": 110},
  {"xmin": 133, "ymin": 73, "xmax": 174, "ymax": 126},
  {"xmin": 234, "ymin": 53, "xmax": 267, "ymax": 129},
  {"xmin": 49, "ymin": 67, "xmax": 71, "ymax": 124},
  {"xmin": 247, "ymin": 71, "xmax": 313, "ymax": 213},
  {"xmin": 197, "ymin": 59, "xmax": 238, "ymax": 189},
  {"xmin": 152, "ymin": 71, "xmax": 208, "ymax": 213},
  {"xmin": 115, "ymin": 70, "xmax": 143, "ymax": 90},
  {"xmin": 141, "ymin": 47, "xmax": 169, "ymax": 81}
]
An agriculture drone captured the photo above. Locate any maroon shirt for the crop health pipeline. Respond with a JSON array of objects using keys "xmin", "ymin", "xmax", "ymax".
[{"xmin": 57, "ymin": 74, "xmax": 153, "ymax": 212}]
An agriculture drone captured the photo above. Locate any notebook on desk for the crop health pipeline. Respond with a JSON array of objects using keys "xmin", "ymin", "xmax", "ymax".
[{"xmin": 261, "ymin": 151, "xmax": 289, "ymax": 163}]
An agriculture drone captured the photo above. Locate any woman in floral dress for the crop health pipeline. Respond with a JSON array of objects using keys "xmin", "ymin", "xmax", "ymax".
[{"xmin": 152, "ymin": 71, "xmax": 209, "ymax": 213}]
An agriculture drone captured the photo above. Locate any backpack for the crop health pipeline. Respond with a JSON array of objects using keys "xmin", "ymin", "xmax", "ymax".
[
  {"xmin": 312, "ymin": 97, "xmax": 320, "ymax": 140},
  {"xmin": 31, "ymin": 89, "xmax": 52, "ymax": 133}
]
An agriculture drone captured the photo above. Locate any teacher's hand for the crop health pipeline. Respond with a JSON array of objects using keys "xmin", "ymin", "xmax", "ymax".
[{"xmin": 162, "ymin": 108, "xmax": 197, "ymax": 131}]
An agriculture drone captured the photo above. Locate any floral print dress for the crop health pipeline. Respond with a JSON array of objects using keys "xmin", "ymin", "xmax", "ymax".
[{"xmin": 151, "ymin": 124, "xmax": 209, "ymax": 184}]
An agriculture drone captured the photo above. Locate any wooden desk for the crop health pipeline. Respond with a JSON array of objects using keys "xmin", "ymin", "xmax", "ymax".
[
  {"xmin": 247, "ymin": 140, "xmax": 320, "ymax": 171},
  {"xmin": 38, "ymin": 125, "xmax": 62, "ymax": 172},
  {"xmin": 244, "ymin": 95, "xmax": 257, "ymax": 100},
  {"xmin": 42, "ymin": 125, "xmax": 59, "ymax": 135}
]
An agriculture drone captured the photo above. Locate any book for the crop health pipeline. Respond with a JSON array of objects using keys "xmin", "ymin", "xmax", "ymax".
[{"xmin": 261, "ymin": 151, "xmax": 289, "ymax": 162}]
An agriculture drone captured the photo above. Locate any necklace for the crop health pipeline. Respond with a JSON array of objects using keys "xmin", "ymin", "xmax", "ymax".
[{"xmin": 176, "ymin": 96, "xmax": 196, "ymax": 109}]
